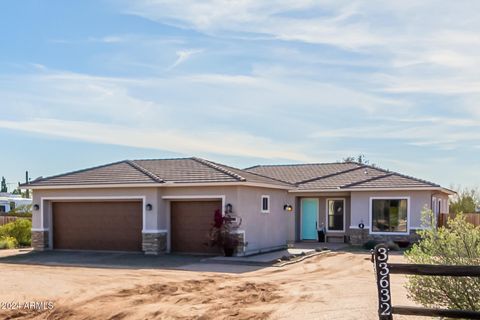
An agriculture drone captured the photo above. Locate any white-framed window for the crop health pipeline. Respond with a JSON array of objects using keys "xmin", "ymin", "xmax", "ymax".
[
  {"xmin": 370, "ymin": 197, "xmax": 410, "ymax": 235},
  {"xmin": 261, "ymin": 195, "xmax": 270, "ymax": 213},
  {"xmin": 326, "ymin": 198, "xmax": 345, "ymax": 232}
]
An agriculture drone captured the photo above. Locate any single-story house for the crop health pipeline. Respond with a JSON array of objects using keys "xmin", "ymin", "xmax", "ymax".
[
  {"xmin": 0, "ymin": 193, "xmax": 32, "ymax": 213},
  {"xmin": 23, "ymin": 157, "xmax": 453, "ymax": 255}
]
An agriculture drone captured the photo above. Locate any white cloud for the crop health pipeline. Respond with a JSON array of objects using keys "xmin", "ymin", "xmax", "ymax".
[
  {"xmin": 119, "ymin": 0, "xmax": 480, "ymax": 101},
  {"xmin": 0, "ymin": 118, "xmax": 314, "ymax": 162},
  {"xmin": 168, "ymin": 49, "xmax": 203, "ymax": 70}
]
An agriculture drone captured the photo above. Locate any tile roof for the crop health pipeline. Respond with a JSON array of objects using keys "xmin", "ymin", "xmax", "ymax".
[
  {"xmin": 26, "ymin": 161, "xmax": 161, "ymax": 186},
  {"xmin": 296, "ymin": 166, "xmax": 388, "ymax": 190},
  {"xmin": 26, "ymin": 158, "xmax": 292, "ymax": 187},
  {"xmin": 244, "ymin": 162, "xmax": 361, "ymax": 184},
  {"xmin": 24, "ymin": 157, "xmax": 442, "ymax": 191},
  {"xmin": 246, "ymin": 163, "xmax": 441, "ymax": 191}
]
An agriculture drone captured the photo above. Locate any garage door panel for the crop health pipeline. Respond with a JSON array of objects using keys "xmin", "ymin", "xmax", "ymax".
[
  {"xmin": 171, "ymin": 201, "xmax": 221, "ymax": 254},
  {"xmin": 53, "ymin": 201, "xmax": 142, "ymax": 251}
]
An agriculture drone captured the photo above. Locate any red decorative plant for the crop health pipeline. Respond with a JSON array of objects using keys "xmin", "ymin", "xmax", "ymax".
[{"xmin": 206, "ymin": 209, "xmax": 244, "ymax": 256}]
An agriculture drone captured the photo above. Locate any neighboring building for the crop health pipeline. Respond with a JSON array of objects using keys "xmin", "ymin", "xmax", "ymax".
[
  {"xmin": 22, "ymin": 157, "xmax": 453, "ymax": 255},
  {"xmin": 0, "ymin": 193, "xmax": 32, "ymax": 214}
]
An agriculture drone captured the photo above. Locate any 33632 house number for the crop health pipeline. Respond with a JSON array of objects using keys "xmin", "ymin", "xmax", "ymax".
[{"xmin": 373, "ymin": 245, "xmax": 393, "ymax": 320}]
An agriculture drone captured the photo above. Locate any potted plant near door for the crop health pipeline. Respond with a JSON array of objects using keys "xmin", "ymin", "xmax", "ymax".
[{"xmin": 206, "ymin": 209, "xmax": 245, "ymax": 256}]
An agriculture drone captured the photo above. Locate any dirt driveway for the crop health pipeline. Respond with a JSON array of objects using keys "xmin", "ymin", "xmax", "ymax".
[{"xmin": 0, "ymin": 251, "xmax": 416, "ymax": 320}]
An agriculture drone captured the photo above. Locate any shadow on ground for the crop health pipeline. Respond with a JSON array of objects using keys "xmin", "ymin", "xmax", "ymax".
[{"xmin": 0, "ymin": 250, "xmax": 267, "ymax": 273}]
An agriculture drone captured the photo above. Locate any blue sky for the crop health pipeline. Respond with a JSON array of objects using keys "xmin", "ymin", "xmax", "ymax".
[{"xmin": 0, "ymin": 0, "xmax": 479, "ymax": 190}]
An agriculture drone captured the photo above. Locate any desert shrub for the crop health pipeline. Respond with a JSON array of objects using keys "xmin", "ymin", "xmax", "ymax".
[
  {"xmin": 385, "ymin": 241, "xmax": 400, "ymax": 251},
  {"xmin": 0, "ymin": 219, "xmax": 32, "ymax": 246},
  {"xmin": 363, "ymin": 239, "xmax": 380, "ymax": 250},
  {"xmin": 363, "ymin": 239, "xmax": 400, "ymax": 251},
  {"xmin": 394, "ymin": 239, "xmax": 411, "ymax": 249},
  {"xmin": 405, "ymin": 210, "xmax": 480, "ymax": 311},
  {"xmin": 0, "ymin": 236, "xmax": 18, "ymax": 249}
]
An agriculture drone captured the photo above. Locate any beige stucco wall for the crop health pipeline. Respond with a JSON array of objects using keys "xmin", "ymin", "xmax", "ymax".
[
  {"xmin": 236, "ymin": 186, "xmax": 294, "ymax": 253},
  {"xmin": 160, "ymin": 185, "xmax": 293, "ymax": 254},
  {"xmin": 432, "ymin": 193, "xmax": 450, "ymax": 214},
  {"xmin": 32, "ymin": 185, "xmax": 445, "ymax": 250},
  {"xmin": 32, "ymin": 185, "xmax": 293, "ymax": 254},
  {"xmin": 350, "ymin": 190, "xmax": 434, "ymax": 231}
]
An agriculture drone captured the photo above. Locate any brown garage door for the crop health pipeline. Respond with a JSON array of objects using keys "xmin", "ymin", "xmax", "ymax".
[
  {"xmin": 52, "ymin": 201, "xmax": 142, "ymax": 251},
  {"xmin": 170, "ymin": 201, "xmax": 221, "ymax": 254}
]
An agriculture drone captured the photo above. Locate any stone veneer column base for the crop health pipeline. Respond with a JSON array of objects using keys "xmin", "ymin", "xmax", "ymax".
[
  {"xmin": 142, "ymin": 232, "xmax": 167, "ymax": 255},
  {"xmin": 230, "ymin": 231, "xmax": 246, "ymax": 257},
  {"xmin": 31, "ymin": 230, "xmax": 49, "ymax": 251},
  {"xmin": 348, "ymin": 229, "xmax": 420, "ymax": 245}
]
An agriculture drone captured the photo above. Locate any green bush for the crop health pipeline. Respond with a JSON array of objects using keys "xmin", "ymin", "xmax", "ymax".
[
  {"xmin": 0, "ymin": 236, "xmax": 18, "ymax": 249},
  {"xmin": 0, "ymin": 219, "xmax": 32, "ymax": 246},
  {"xmin": 405, "ymin": 210, "xmax": 480, "ymax": 311}
]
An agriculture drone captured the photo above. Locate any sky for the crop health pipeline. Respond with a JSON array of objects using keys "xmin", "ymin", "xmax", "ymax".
[{"xmin": 0, "ymin": 0, "xmax": 479, "ymax": 190}]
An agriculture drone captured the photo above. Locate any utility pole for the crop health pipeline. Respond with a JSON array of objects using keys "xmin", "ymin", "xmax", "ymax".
[{"xmin": 25, "ymin": 171, "xmax": 30, "ymax": 198}]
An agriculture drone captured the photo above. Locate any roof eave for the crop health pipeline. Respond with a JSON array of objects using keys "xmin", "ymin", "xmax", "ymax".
[
  {"xmin": 23, "ymin": 181, "xmax": 292, "ymax": 190},
  {"xmin": 289, "ymin": 187, "xmax": 455, "ymax": 194}
]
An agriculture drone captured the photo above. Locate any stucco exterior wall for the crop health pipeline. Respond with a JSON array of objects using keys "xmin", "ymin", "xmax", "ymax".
[
  {"xmin": 160, "ymin": 185, "xmax": 292, "ymax": 254},
  {"xmin": 236, "ymin": 186, "xmax": 293, "ymax": 254},
  {"xmin": 350, "ymin": 190, "xmax": 434, "ymax": 232},
  {"xmin": 432, "ymin": 193, "xmax": 450, "ymax": 214},
  {"xmin": 32, "ymin": 185, "xmax": 292, "ymax": 255},
  {"xmin": 32, "ymin": 187, "xmax": 158, "ymax": 231}
]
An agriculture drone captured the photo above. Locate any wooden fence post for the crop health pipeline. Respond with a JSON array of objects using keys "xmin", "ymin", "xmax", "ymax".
[{"xmin": 373, "ymin": 244, "xmax": 393, "ymax": 320}]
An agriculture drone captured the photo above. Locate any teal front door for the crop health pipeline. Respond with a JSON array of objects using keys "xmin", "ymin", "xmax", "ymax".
[{"xmin": 301, "ymin": 198, "xmax": 318, "ymax": 240}]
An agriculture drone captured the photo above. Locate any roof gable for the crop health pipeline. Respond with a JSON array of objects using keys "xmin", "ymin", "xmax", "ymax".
[
  {"xmin": 246, "ymin": 162, "xmax": 441, "ymax": 191},
  {"xmin": 26, "ymin": 157, "xmax": 292, "ymax": 188}
]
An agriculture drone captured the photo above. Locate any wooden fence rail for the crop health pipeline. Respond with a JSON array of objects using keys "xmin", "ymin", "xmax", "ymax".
[
  {"xmin": 438, "ymin": 212, "xmax": 480, "ymax": 228},
  {"xmin": 0, "ymin": 216, "xmax": 31, "ymax": 226},
  {"xmin": 371, "ymin": 244, "xmax": 480, "ymax": 320}
]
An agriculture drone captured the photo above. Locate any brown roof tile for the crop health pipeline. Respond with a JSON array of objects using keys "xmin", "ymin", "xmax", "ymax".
[
  {"xmin": 246, "ymin": 162, "xmax": 440, "ymax": 190},
  {"xmin": 348, "ymin": 173, "xmax": 440, "ymax": 189},
  {"xmin": 25, "ymin": 158, "xmax": 441, "ymax": 190},
  {"xmin": 296, "ymin": 166, "xmax": 388, "ymax": 190},
  {"xmin": 245, "ymin": 162, "xmax": 361, "ymax": 184},
  {"xmin": 27, "ymin": 161, "xmax": 160, "ymax": 186},
  {"xmin": 26, "ymin": 157, "xmax": 292, "ymax": 187}
]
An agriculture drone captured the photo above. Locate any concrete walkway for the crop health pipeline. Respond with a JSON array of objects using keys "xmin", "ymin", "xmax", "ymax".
[{"xmin": 206, "ymin": 241, "xmax": 349, "ymax": 266}]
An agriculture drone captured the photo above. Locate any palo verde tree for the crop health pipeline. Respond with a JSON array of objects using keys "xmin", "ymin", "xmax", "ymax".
[
  {"xmin": 404, "ymin": 209, "xmax": 480, "ymax": 311},
  {"xmin": 342, "ymin": 154, "xmax": 376, "ymax": 167},
  {"xmin": 449, "ymin": 186, "xmax": 479, "ymax": 214}
]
